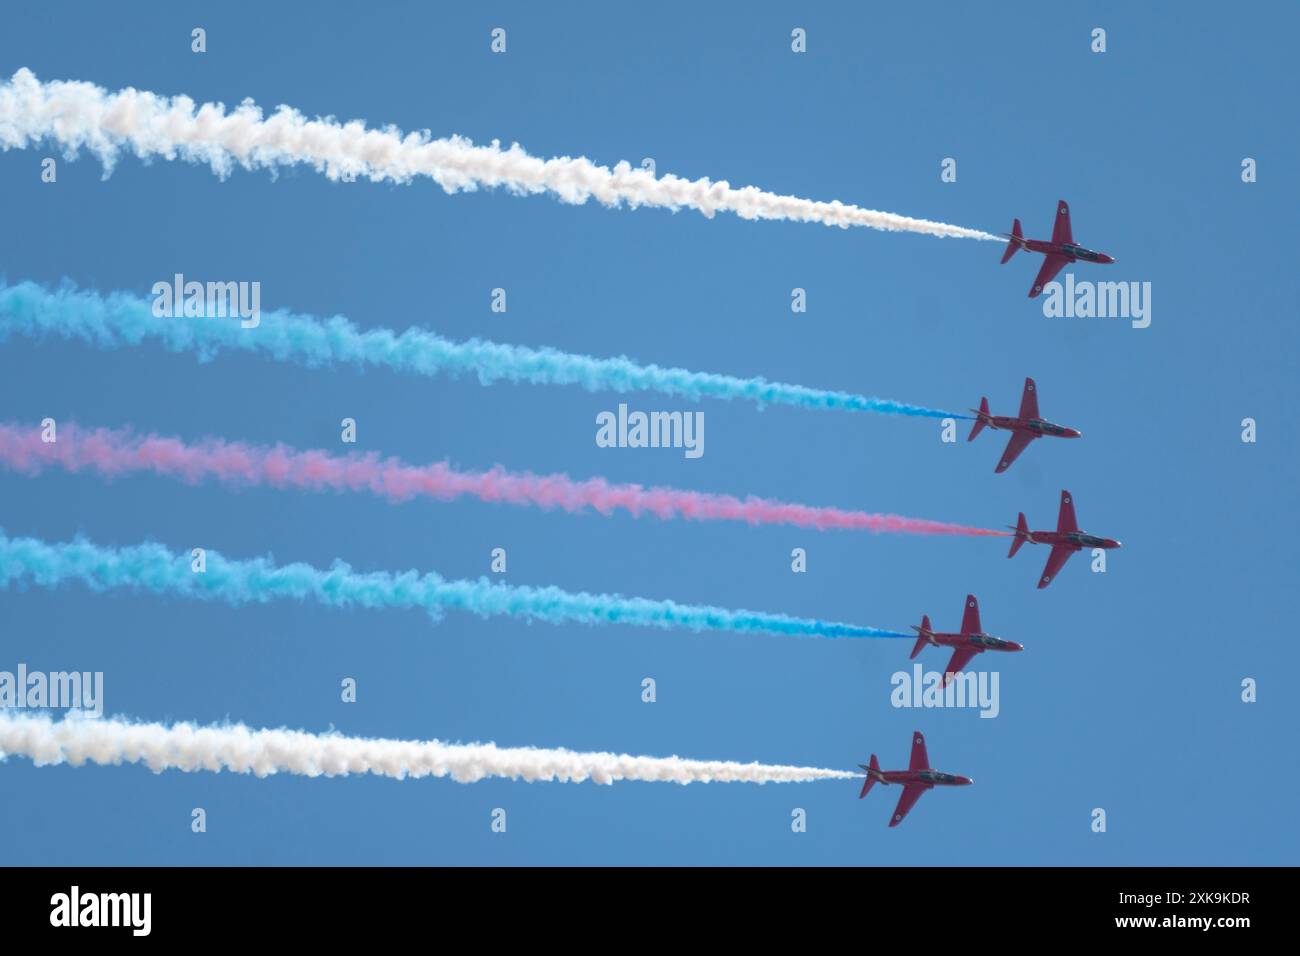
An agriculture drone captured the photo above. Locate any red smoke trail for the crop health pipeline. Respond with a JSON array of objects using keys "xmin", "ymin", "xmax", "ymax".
[{"xmin": 0, "ymin": 422, "xmax": 1008, "ymax": 537}]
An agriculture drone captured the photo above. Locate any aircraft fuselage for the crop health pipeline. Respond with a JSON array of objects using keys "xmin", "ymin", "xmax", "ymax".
[
  {"xmin": 1023, "ymin": 529, "xmax": 1122, "ymax": 551},
  {"xmin": 867, "ymin": 768, "xmax": 974, "ymax": 787},
  {"xmin": 982, "ymin": 414, "xmax": 1082, "ymax": 439},
  {"xmin": 1019, "ymin": 237, "xmax": 1116, "ymax": 265},
  {"xmin": 916, "ymin": 628, "xmax": 1024, "ymax": 654}
]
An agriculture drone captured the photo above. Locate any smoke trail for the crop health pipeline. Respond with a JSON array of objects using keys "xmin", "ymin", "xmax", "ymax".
[
  {"xmin": 0, "ymin": 281, "xmax": 969, "ymax": 419},
  {"xmin": 0, "ymin": 421, "xmax": 1005, "ymax": 537},
  {"xmin": 0, "ymin": 712, "xmax": 856, "ymax": 785},
  {"xmin": 0, "ymin": 529, "xmax": 909, "ymax": 640},
  {"xmin": 0, "ymin": 68, "xmax": 998, "ymax": 241}
]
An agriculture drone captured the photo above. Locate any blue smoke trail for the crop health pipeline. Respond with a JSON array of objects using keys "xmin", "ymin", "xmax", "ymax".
[
  {"xmin": 0, "ymin": 281, "xmax": 967, "ymax": 419},
  {"xmin": 0, "ymin": 529, "xmax": 911, "ymax": 641}
]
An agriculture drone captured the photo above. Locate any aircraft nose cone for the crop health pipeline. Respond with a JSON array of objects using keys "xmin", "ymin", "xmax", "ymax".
[
  {"xmin": 1067, "ymin": 428, "xmax": 1083, "ymax": 438},
  {"xmin": 958, "ymin": 776, "xmax": 974, "ymax": 786},
  {"xmin": 1111, "ymin": 539, "xmax": 1123, "ymax": 549},
  {"xmin": 1010, "ymin": 642, "xmax": 1025, "ymax": 652},
  {"xmin": 1103, "ymin": 254, "xmax": 1116, "ymax": 264}
]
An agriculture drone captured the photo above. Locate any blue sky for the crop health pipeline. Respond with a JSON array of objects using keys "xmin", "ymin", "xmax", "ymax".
[{"xmin": 0, "ymin": 1, "xmax": 1296, "ymax": 864}]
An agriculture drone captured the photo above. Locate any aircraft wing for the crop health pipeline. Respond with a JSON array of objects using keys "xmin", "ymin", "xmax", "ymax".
[
  {"xmin": 908, "ymin": 731, "xmax": 929, "ymax": 771},
  {"xmin": 1028, "ymin": 254, "xmax": 1068, "ymax": 298},
  {"xmin": 960, "ymin": 595, "xmax": 981, "ymax": 635},
  {"xmin": 995, "ymin": 431, "xmax": 1034, "ymax": 473},
  {"xmin": 888, "ymin": 783, "xmax": 927, "ymax": 828},
  {"xmin": 1057, "ymin": 490, "xmax": 1079, "ymax": 533},
  {"xmin": 1051, "ymin": 199, "xmax": 1073, "ymax": 245},
  {"xmin": 1018, "ymin": 377, "xmax": 1040, "ymax": 420},
  {"xmin": 942, "ymin": 647, "xmax": 978, "ymax": 686},
  {"xmin": 1038, "ymin": 545, "xmax": 1075, "ymax": 589}
]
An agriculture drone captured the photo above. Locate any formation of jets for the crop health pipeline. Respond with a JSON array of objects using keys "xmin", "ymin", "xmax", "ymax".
[
  {"xmin": 964, "ymin": 375, "xmax": 1121, "ymax": 588},
  {"xmin": 855, "ymin": 201, "xmax": 1122, "ymax": 826}
]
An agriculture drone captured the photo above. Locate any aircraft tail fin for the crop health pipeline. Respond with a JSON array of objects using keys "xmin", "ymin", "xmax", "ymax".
[
  {"xmin": 1000, "ymin": 219, "xmax": 1023, "ymax": 264},
  {"xmin": 1008, "ymin": 513, "xmax": 1030, "ymax": 557},
  {"xmin": 967, "ymin": 398, "xmax": 990, "ymax": 440},
  {"xmin": 909, "ymin": 616, "xmax": 931, "ymax": 659},
  {"xmin": 858, "ymin": 755, "xmax": 881, "ymax": 798}
]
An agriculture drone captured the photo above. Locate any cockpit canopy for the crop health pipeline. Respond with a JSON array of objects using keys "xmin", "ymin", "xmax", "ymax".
[
  {"xmin": 919, "ymin": 770, "xmax": 957, "ymax": 783},
  {"xmin": 1062, "ymin": 243, "xmax": 1101, "ymax": 261}
]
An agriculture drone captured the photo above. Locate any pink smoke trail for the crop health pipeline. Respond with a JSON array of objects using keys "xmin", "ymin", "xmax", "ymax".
[{"xmin": 0, "ymin": 422, "xmax": 1008, "ymax": 537}]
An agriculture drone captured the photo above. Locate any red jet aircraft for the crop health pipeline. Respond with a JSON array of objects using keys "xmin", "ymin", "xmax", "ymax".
[
  {"xmin": 858, "ymin": 731, "xmax": 973, "ymax": 827},
  {"xmin": 910, "ymin": 594, "xmax": 1023, "ymax": 686},
  {"xmin": 1001, "ymin": 199, "xmax": 1116, "ymax": 298},
  {"xmin": 969, "ymin": 377, "xmax": 1082, "ymax": 473},
  {"xmin": 1009, "ymin": 489, "xmax": 1122, "ymax": 589}
]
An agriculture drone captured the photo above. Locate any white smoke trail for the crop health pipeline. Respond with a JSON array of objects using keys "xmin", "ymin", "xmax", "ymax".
[
  {"xmin": 0, "ymin": 712, "xmax": 856, "ymax": 785},
  {"xmin": 0, "ymin": 68, "xmax": 998, "ymax": 240}
]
